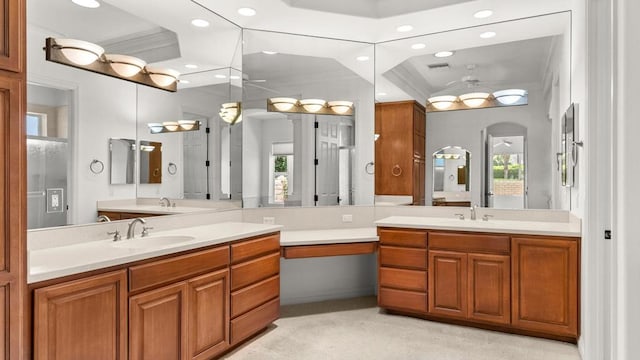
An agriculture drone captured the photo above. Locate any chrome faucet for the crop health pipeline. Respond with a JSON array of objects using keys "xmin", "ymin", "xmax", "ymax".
[
  {"xmin": 470, "ymin": 204, "xmax": 478, "ymax": 220},
  {"xmin": 97, "ymin": 214, "xmax": 111, "ymax": 222},
  {"xmin": 126, "ymin": 217, "xmax": 146, "ymax": 239},
  {"xmin": 159, "ymin": 197, "xmax": 171, "ymax": 207}
]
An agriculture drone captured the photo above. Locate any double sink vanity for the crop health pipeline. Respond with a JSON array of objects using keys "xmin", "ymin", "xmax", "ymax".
[{"xmin": 27, "ymin": 207, "xmax": 580, "ymax": 359}]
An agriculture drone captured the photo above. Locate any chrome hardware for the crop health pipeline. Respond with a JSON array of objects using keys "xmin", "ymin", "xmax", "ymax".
[
  {"xmin": 454, "ymin": 213, "xmax": 465, "ymax": 220},
  {"xmin": 107, "ymin": 230, "xmax": 121, "ymax": 241},
  {"xmin": 141, "ymin": 226, "xmax": 154, "ymax": 237},
  {"xmin": 127, "ymin": 218, "xmax": 146, "ymax": 239},
  {"xmin": 482, "ymin": 214, "xmax": 494, "ymax": 221}
]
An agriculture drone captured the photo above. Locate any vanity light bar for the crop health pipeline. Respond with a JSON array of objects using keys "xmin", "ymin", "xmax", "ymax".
[
  {"xmin": 45, "ymin": 37, "xmax": 179, "ymax": 92},
  {"xmin": 426, "ymin": 90, "xmax": 528, "ymax": 112},
  {"xmin": 147, "ymin": 120, "xmax": 201, "ymax": 134},
  {"xmin": 267, "ymin": 98, "xmax": 354, "ymax": 116}
]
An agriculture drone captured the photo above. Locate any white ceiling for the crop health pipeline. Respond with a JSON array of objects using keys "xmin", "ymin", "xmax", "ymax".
[{"xmin": 281, "ymin": 0, "xmax": 472, "ymax": 19}]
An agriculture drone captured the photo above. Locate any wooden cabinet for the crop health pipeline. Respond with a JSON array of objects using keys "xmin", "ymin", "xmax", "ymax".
[
  {"xmin": 511, "ymin": 236, "xmax": 579, "ymax": 337},
  {"xmin": 375, "ymin": 101, "xmax": 426, "ymax": 205},
  {"xmin": 34, "ymin": 270, "xmax": 128, "ymax": 360},
  {"xmin": 129, "ymin": 245, "xmax": 231, "ymax": 360},
  {"xmin": 0, "ymin": 0, "xmax": 26, "ymax": 355},
  {"xmin": 377, "ymin": 228, "xmax": 428, "ymax": 313},
  {"xmin": 229, "ymin": 234, "xmax": 281, "ymax": 345},
  {"xmin": 428, "ymin": 232, "xmax": 510, "ymax": 325},
  {"xmin": 98, "ymin": 211, "xmax": 163, "ymax": 221}
]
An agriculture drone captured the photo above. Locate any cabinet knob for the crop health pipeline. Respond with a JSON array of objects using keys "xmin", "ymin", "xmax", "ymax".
[{"xmin": 391, "ymin": 165, "xmax": 402, "ymax": 177}]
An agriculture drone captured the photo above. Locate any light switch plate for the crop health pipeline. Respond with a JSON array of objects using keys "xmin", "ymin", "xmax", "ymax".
[
  {"xmin": 263, "ymin": 216, "xmax": 275, "ymax": 225},
  {"xmin": 342, "ymin": 214, "xmax": 353, "ymax": 223},
  {"xmin": 46, "ymin": 188, "xmax": 64, "ymax": 213}
]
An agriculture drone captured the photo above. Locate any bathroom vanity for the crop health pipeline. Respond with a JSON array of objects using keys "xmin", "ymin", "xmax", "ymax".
[{"xmin": 376, "ymin": 216, "xmax": 580, "ymax": 342}]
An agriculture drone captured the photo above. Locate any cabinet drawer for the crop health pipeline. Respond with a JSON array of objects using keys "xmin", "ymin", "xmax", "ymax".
[
  {"xmin": 231, "ymin": 252, "xmax": 280, "ymax": 291},
  {"xmin": 379, "ymin": 229, "xmax": 427, "ymax": 248},
  {"xmin": 231, "ymin": 233, "xmax": 280, "ymax": 263},
  {"xmin": 429, "ymin": 232, "xmax": 509, "ymax": 254},
  {"xmin": 231, "ymin": 275, "xmax": 280, "ymax": 318},
  {"xmin": 379, "ymin": 246, "xmax": 427, "ymax": 270},
  {"xmin": 230, "ymin": 297, "xmax": 280, "ymax": 344},
  {"xmin": 129, "ymin": 246, "xmax": 229, "ymax": 293},
  {"xmin": 379, "ymin": 267, "xmax": 426, "ymax": 292},
  {"xmin": 379, "ymin": 287, "xmax": 427, "ymax": 313}
]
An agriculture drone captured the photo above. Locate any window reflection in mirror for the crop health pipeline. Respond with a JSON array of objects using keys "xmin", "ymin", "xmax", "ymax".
[
  {"xmin": 432, "ymin": 146, "xmax": 470, "ymax": 207},
  {"xmin": 138, "ymin": 140, "xmax": 161, "ymax": 184}
]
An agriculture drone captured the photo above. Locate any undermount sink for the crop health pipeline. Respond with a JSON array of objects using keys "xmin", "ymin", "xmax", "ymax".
[{"xmin": 111, "ymin": 235, "xmax": 196, "ymax": 249}]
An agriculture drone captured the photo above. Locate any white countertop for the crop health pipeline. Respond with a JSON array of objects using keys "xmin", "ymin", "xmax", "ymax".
[
  {"xmin": 280, "ymin": 227, "xmax": 378, "ymax": 246},
  {"xmin": 375, "ymin": 216, "xmax": 581, "ymax": 237},
  {"xmin": 98, "ymin": 204, "xmax": 215, "ymax": 215},
  {"xmin": 28, "ymin": 222, "xmax": 281, "ymax": 284}
]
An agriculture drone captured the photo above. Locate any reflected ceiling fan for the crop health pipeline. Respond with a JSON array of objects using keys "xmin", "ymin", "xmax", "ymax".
[{"xmin": 242, "ymin": 74, "xmax": 280, "ymax": 93}]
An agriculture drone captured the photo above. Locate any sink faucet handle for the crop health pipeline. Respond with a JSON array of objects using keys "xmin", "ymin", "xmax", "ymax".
[
  {"xmin": 482, "ymin": 214, "xmax": 494, "ymax": 221},
  {"xmin": 107, "ymin": 230, "xmax": 121, "ymax": 242},
  {"xmin": 141, "ymin": 226, "xmax": 154, "ymax": 237},
  {"xmin": 454, "ymin": 213, "xmax": 465, "ymax": 220}
]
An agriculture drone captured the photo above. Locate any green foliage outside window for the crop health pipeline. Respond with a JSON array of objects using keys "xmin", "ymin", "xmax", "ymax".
[{"xmin": 275, "ymin": 156, "xmax": 287, "ymax": 172}]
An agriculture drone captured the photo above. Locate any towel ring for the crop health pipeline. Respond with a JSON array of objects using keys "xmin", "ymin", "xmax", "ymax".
[
  {"xmin": 365, "ymin": 162, "xmax": 374, "ymax": 175},
  {"xmin": 90, "ymin": 159, "xmax": 104, "ymax": 174},
  {"xmin": 391, "ymin": 165, "xmax": 402, "ymax": 177},
  {"xmin": 167, "ymin": 162, "xmax": 177, "ymax": 175}
]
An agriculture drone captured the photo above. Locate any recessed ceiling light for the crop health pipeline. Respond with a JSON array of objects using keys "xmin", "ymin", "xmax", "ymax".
[
  {"xmin": 396, "ymin": 25, "xmax": 413, "ymax": 32},
  {"xmin": 356, "ymin": 56, "xmax": 370, "ymax": 61},
  {"xmin": 229, "ymin": 75, "xmax": 241, "ymax": 80},
  {"xmin": 474, "ymin": 9, "xmax": 493, "ymax": 19},
  {"xmin": 377, "ymin": 92, "xmax": 387, "ymax": 96},
  {"xmin": 262, "ymin": 50, "xmax": 278, "ymax": 55},
  {"xmin": 191, "ymin": 19, "xmax": 210, "ymax": 28},
  {"xmin": 480, "ymin": 31, "xmax": 496, "ymax": 39},
  {"xmin": 185, "ymin": 64, "xmax": 198, "ymax": 69},
  {"xmin": 238, "ymin": 7, "xmax": 256, "ymax": 16},
  {"xmin": 434, "ymin": 51, "xmax": 454, "ymax": 58},
  {"xmin": 72, "ymin": 0, "xmax": 100, "ymax": 8},
  {"xmin": 215, "ymin": 74, "xmax": 227, "ymax": 79},
  {"xmin": 180, "ymin": 79, "xmax": 191, "ymax": 84},
  {"xmin": 411, "ymin": 43, "xmax": 426, "ymax": 50}
]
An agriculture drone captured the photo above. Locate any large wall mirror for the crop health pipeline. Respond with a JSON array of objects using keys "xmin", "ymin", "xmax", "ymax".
[
  {"xmin": 241, "ymin": 29, "xmax": 375, "ymax": 208},
  {"xmin": 374, "ymin": 11, "xmax": 572, "ymax": 210},
  {"xmin": 27, "ymin": 0, "xmax": 242, "ymax": 228}
]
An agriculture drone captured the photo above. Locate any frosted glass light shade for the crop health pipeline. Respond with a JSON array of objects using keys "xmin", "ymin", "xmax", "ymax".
[
  {"xmin": 299, "ymin": 99, "xmax": 326, "ymax": 112},
  {"xmin": 270, "ymin": 97, "xmax": 298, "ymax": 111},
  {"xmin": 146, "ymin": 67, "xmax": 180, "ymax": 86},
  {"xmin": 459, "ymin": 92, "xmax": 490, "ymax": 107},
  {"xmin": 428, "ymin": 95, "xmax": 458, "ymax": 110},
  {"xmin": 162, "ymin": 121, "xmax": 179, "ymax": 131},
  {"xmin": 328, "ymin": 101, "xmax": 353, "ymax": 114},
  {"xmin": 178, "ymin": 120, "xmax": 196, "ymax": 130},
  {"xmin": 140, "ymin": 145, "xmax": 155, "ymax": 152},
  {"xmin": 493, "ymin": 89, "xmax": 527, "ymax": 105},
  {"xmin": 106, "ymin": 54, "xmax": 146, "ymax": 77},
  {"xmin": 55, "ymin": 38, "xmax": 104, "ymax": 65},
  {"xmin": 148, "ymin": 123, "xmax": 164, "ymax": 133}
]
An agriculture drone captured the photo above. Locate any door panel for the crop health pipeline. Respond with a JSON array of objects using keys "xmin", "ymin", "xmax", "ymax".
[
  {"xmin": 428, "ymin": 250, "xmax": 467, "ymax": 318},
  {"xmin": 468, "ymin": 253, "xmax": 510, "ymax": 324},
  {"xmin": 316, "ymin": 117, "xmax": 340, "ymax": 205}
]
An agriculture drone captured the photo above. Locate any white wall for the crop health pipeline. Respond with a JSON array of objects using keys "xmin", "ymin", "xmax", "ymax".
[
  {"xmin": 27, "ymin": 25, "xmax": 138, "ymax": 225},
  {"xmin": 426, "ymin": 88, "xmax": 552, "ymax": 208}
]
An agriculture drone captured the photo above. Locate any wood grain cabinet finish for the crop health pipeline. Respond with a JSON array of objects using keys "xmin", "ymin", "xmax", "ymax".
[
  {"xmin": 374, "ymin": 101, "xmax": 426, "ymax": 204},
  {"xmin": 34, "ymin": 270, "xmax": 128, "ymax": 360},
  {"xmin": 467, "ymin": 253, "xmax": 510, "ymax": 324},
  {"xmin": 230, "ymin": 235, "xmax": 281, "ymax": 345},
  {"xmin": 511, "ymin": 236, "xmax": 579, "ymax": 337},
  {"xmin": 428, "ymin": 250, "xmax": 467, "ymax": 318}
]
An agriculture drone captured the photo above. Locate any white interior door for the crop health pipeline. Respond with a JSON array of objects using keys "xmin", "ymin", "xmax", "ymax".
[
  {"xmin": 183, "ymin": 118, "xmax": 208, "ymax": 199},
  {"xmin": 485, "ymin": 134, "xmax": 495, "ymax": 207},
  {"xmin": 315, "ymin": 117, "xmax": 340, "ymax": 206}
]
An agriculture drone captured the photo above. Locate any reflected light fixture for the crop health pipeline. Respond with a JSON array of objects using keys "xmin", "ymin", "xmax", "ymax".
[
  {"xmin": 459, "ymin": 92, "xmax": 490, "ymax": 107},
  {"xmin": 178, "ymin": 120, "xmax": 197, "ymax": 130},
  {"xmin": 105, "ymin": 54, "xmax": 145, "ymax": 77},
  {"xmin": 270, "ymin": 97, "xmax": 298, "ymax": 111},
  {"xmin": 434, "ymin": 51, "xmax": 454, "ymax": 58},
  {"xmin": 146, "ymin": 67, "xmax": 180, "ymax": 87},
  {"xmin": 191, "ymin": 19, "xmax": 210, "ymax": 27},
  {"xmin": 427, "ymin": 95, "xmax": 458, "ymax": 110},
  {"xmin": 185, "ymin": 64, "xmax": 198, "ymax": 69},
  {"xmin": 148, "ymin": 121, "xmax": 201, "ymax": 134},
  {"xmin": 356, "ymin": 56, "xmax": 370, "ymax": 61},
  {"xmin": 148, "ymin": 123, "xmax": 164, "ymax": 133},
  {"xmin": 219, "ymin": 102, "xmax": 242, "ymax": 125},
  {"xmin": 72, "ymin": 0, "xmax": 100, "ymax": 8},
  {"xmin": 299, "ymin": 99, "xmax": 327, "ymax": 112},
  {"xmin": 396, "ymin": 25, "xmax": 413, "ymax": 32},
  {"xmin": 215, "ymin": 74, "xmax": 227, "ymax": 79},
  {"xmin": 262, "ymin": 50, "xmax": 278, "ymax": 55},
  {"xmin": 238, "ymin": 7, "xmax": 256, "ymax": 16},
  {"xmin": 140, "ymin": 145, "xmax": 156, "ymax": 152},
  {"xmin": 162, "ymin": 122, "xmax": 180, "ymax": 131},
  {"xmin": 493, "ymin": 89, "xmax": 527, "ymax": 105},
  {"xmin": 411, "ymin": 43, "xmax": 426, "ymax": 50},
  {"xmin": 328, "ymin": 101, "xmax": 354, "ymax": 114},
  {"xmin": 54, "ymin": 38, "xmax": 104, "ymax": 65}
]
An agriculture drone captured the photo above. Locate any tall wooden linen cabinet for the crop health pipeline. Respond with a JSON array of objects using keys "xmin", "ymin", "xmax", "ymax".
[
  {"xmin": 0, "ymin": 0, "xmax": 27, "ymax": 358},
  {"xmin": 375, "ymin": 101, "xmax": 426, "ymax": 205}
]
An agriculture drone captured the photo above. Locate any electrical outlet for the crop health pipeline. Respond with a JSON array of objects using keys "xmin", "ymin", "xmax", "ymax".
[
  {"xmin": 342, "ymin": 214, "xmax": 353, "ymax": 223},
  {"xmin": 263, "ymin": 216, "xmax": 275, "ymax": 225}
]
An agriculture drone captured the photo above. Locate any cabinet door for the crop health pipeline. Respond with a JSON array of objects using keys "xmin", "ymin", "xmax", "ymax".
[
  {"xmin": 34, "ymin": 270, "xmax": 128, "ymax": 360},
  {"xmin": 511, "ymin": 237, "xmax": 578, "ymax": 337},
  {"xmin": 187, "ymin": 270, "xmax": 229, "ymax": 360},
  {"xmin": 0, "ymin": 0, "xmax": 22, "ymax": 72},
  {"xmin": 467, "ymin": 253, "xmax": 510, "ymax": 324},
  {"xmin": 130, "ymin": 283, "xmax": 188, "ymax": 360},
  {"xmin": 428, "ymin": 250, "xmax": 467, "ymax": 318}
]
